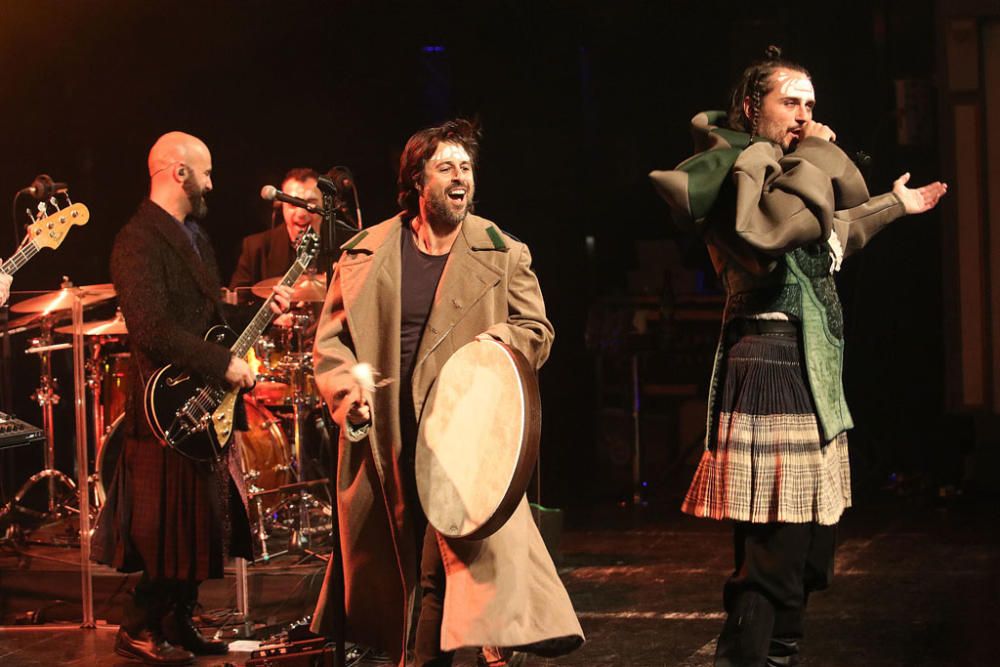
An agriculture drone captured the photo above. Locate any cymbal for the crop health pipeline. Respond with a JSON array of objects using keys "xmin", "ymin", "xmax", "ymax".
[
  {"xmin": 55, "ymin": 310, "xmax": 128, "ymax": 336},
  {"xmin": 11, "ymin": 284, "xmax": 116, "ymax": 314},
  {"xmin": 252, "ymin": 274, "xmax": 327, "ymax": 302}
]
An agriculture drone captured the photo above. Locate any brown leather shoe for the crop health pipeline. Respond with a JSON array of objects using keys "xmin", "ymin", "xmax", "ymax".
[{"xmin": 114, "ymin": 627, "xmax": 194, "ymax": 665}]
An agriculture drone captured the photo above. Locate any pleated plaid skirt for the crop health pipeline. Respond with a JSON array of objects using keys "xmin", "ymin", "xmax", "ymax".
[{"xmin": 682, "ymin": 334, "xmax": 851, "ymax": 526}]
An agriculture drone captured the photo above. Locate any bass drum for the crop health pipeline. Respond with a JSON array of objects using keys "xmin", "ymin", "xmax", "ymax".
[
  {"xmin": 96, "ymin": 401, "xmax": 292, "ymax": 514},
  {"xmin": 96, "ymin": 414, "xmax": 126, "ymax": 506}
]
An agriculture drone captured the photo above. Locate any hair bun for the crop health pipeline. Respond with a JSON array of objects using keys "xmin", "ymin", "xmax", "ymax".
[{"xmin": 764, "ymin": 45, "xmax": 783, "ymax": 61}]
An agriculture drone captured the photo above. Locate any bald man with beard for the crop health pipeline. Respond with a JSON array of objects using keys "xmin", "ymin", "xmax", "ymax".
[{"xmin": 94, "ymin": 132, "xmax": 290, "ymax": 665}]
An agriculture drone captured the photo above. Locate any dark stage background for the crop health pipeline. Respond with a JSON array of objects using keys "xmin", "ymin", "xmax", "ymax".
[{"xmin": 0, "ymin": 0, "xmax": 961, "ymax": 512}]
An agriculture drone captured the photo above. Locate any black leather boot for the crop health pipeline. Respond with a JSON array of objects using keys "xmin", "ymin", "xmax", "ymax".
[
  {"xmin": 162, "ymin": 585, "xmax": 229, "ymax": 656},
  {"xmin": 714, "ymin": 591, "xmax": 775, "ymax": 667}
]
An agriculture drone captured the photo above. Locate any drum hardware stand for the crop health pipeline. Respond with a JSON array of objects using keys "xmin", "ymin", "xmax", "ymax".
[
  {"xmin": 3, "ymin": 321, "xmax": 78, "ymax": 523},
  {"xmin": 69, "ymin": 283, "xmax": 97, "ymax": 628},
  {"xmin": 84, "ymin": 338, "xmax": 106, "ymax": 507}
]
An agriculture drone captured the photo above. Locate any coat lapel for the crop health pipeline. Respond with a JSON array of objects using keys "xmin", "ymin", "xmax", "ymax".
[
  {"xmin": 413, "ymin": 216, "xmax": 504, "ymax": 371},
  {"xmin": 144, "ymin": 202, "xmax": 221, "ymax": 302}
]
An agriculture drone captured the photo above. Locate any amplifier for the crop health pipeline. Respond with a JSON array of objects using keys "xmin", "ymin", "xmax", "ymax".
[{"xmin": 0, "ymin": 412, "xmax": 44, "ymax": 451}]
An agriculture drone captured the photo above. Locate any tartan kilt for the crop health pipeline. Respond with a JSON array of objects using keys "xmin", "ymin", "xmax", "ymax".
[
  {"xmin": 93, "ymin": 430, "xmax": 253, "ymax": 581},
  {"xmin": 682, "ymin": 334, "xmax": 851, "ymax": 526}
]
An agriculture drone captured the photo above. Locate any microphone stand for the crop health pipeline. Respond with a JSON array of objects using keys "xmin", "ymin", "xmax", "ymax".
[
  {"xmin": 316, "ymin": 177, "xmax": 342, "ymax": 284},
  {"xmin": 314, "ymin": 175, "xmax": 346, "ymax": 667}
]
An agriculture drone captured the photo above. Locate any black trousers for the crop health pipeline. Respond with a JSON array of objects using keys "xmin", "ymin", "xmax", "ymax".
[
  {"xmin": 121, "ymin": 574, "xmax": 199, "ymax": 636},
  {"xmin": 715, "ymin": 521, "xmax": 837, "ymax": 667},
  {"xmin": 413, "ymin": 522, "xmax": 452, "ymax": 667}
]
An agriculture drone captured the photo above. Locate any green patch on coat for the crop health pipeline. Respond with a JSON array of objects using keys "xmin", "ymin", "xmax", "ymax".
[
  {"xmin": 341, "ymin": 229, "xmax": 369, "ymax": 250},
  {"xmin": 678, "ymin": 147, "xmax": 743, "ymax": 223},
  {"xmin": 486, "ymin": 226, "xmax": 507, "ymax": 250}
]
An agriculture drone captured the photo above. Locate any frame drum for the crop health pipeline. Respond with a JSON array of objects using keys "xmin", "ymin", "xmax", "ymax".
[{"xmin": 416, "ymin": 339, "xmax": 540, "ymax": 540}]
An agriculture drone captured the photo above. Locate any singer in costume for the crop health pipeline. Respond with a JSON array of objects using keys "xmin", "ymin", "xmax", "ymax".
[
  {"xmin": 93, "ymin": 131, "xmax": 290, "ymax": 665},
  {"xmin": 649, "ymin": 47, "xmax": 946, "ymax": 667},
  {"xmin": 309, "ymin": 119, "xmax": 583, "ymax": 667}
]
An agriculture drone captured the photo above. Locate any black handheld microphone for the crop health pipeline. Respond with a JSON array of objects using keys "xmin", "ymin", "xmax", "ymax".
[
  {"xmin": 20, "ymin": 174, "xmax": 69, "ymax": 199},
  {"xmin": 260, "ymin": 184, "xmax": 325, "ymax": 214}
]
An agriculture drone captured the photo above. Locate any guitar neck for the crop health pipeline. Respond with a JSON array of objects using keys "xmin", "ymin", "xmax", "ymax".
[
  {"xmin": 1, "ymin": 241, "xmax": 38, "ymax": 276},
  {"xmin": 230, "ymin": 257, "xmax": 311, "ymax": 358}
]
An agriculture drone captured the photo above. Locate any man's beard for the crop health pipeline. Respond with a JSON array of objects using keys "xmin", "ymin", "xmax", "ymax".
[
  {"xmin": 424, "ymin": 188, "xmax": 469, "ymax": 230},
  {"xmin": 182, "ymin": 174, "xmax": 209, "ymax": 220},
  {"xmin": 757, "ymin": 116, "xmax": 795, "ymax": 151}
]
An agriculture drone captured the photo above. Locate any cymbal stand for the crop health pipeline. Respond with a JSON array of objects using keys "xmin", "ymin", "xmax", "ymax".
[
  {"xmin": 13, "ymin": 319, "xmax": 77, "ymax": 518},
  {"xmin": 69, "ymin": 284, "xmax": 96, "ymax": 627}
]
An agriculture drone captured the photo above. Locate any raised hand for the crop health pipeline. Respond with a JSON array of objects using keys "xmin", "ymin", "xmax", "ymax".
[{"xmin": 893, "ymin": 172, "xmax": 948, "ymax": 215}]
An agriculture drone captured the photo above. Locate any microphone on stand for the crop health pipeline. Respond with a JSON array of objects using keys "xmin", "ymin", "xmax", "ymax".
[
  {"xmin": 260, "ymin": 184, "xmax": 326, "ymax": 214},
  {"xmin": 20, "ymin": 174, "xmax": 69, "ymax": 199},
  {"xmin": 325, "ymin": 166, "xmax": 362, "ymax": 229}
]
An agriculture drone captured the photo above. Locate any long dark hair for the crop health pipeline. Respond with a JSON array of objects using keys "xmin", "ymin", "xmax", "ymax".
[
  {"xmin": 397, "ymin": 118, "xmax": 481, "ymax": 218},
  {"xmin": 726, "ymin": 45, "xmax": 810, "ymax": 137}
]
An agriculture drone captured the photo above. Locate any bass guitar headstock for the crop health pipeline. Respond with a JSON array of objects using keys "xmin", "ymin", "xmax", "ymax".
[{"xmin": 25, "ymin": 201, "xmax": 90, "ymax": 251}]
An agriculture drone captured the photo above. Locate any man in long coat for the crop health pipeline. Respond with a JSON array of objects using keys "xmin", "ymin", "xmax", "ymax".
[
  {"xmin": 97, "ymin": 131, "xmax": 290, "ymax": 665},
  {"xmin": 311, "ymin": 119, "xmax": 583, "ymax": 666}
]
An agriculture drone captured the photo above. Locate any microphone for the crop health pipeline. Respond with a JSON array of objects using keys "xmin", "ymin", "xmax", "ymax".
[
  {"xmin": 260, "ymin": 184, "xmax": 325, "ymax": 214},
  {"xmin": 20, "ymin": 174, "xmax": 69, "ymax": 199},
  {"xmin": 326, "ymin": 166, "xmax": 354, "ymax": 194},
  {"xmin": 321, "ymin": 166, "xmax": 363, "ymax": 228}
]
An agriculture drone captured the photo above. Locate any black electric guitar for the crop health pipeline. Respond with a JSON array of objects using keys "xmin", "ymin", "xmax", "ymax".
[
  {"xmin": 3, "ymin": 201, "xmax": 90, "ymax": 275},
  {"xmin": 143, "ymin": 228, "xmax": 321, "ymax": 462}
]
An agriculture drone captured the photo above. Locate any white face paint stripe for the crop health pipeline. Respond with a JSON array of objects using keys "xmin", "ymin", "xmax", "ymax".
[
  {"xmin": 430, "ymin": 143, "xmax": 471, "ymax": 162},
  {"xmin": 775, "ymin": 72, "xmax": 815, "ymax": 103}
]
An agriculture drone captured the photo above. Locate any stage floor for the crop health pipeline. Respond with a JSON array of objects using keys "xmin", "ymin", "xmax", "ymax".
[{"xmin": 0, "ymin": 490, "xmax": 997, "ymax": 666}]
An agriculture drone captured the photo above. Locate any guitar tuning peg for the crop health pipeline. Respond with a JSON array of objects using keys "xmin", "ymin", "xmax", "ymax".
[
  {"xmin": 65, "ymin": 193, "xmax": 73, "ymax": 205},
  {"xmin": 25, "ymin": 208, "xmax": 35, "ymax": 224},
  {"xmin": 37, "ymin": 201, "xmax": 47, "ymax": 215},
  {"xmin": 48, "ymin": 196, "xmax": 61, "ymax": 211}
]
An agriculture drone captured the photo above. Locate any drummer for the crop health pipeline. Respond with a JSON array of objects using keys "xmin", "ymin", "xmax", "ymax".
[
  {"xmin": 310, "ymin": 118, "xmax": 582, "ymax": 667},
  {"xmin": 229, "ymin": 166, "xmax": 322, "ymax": 291}
]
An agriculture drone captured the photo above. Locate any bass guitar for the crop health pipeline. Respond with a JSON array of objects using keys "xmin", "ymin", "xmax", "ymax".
[
  {"xmin": 4, "ymin": 200, "xmax": 90, "ymax": 275},
  {"xmin": 143, "ymin": 228, "xmax": 321, "ymax": 462}
]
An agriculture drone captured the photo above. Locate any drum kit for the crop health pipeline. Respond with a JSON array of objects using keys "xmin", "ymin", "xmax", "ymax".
[{"xmin": 1, "ymin": 272, "xmax": 333, "ymax": 559}]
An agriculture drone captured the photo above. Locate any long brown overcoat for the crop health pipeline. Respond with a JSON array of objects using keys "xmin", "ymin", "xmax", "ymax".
[{"xmin": 310, "ymin": 214, "xmax": 583, "ymax": 664}]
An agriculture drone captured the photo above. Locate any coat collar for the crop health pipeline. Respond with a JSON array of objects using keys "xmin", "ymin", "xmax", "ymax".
[
  {"xmin": 139, "ymin": 199, "xmax": 221, "ymax": 301},
  {"xmin": 336, "ymin": 213, "xmax": 509, "ymax": 377}
]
